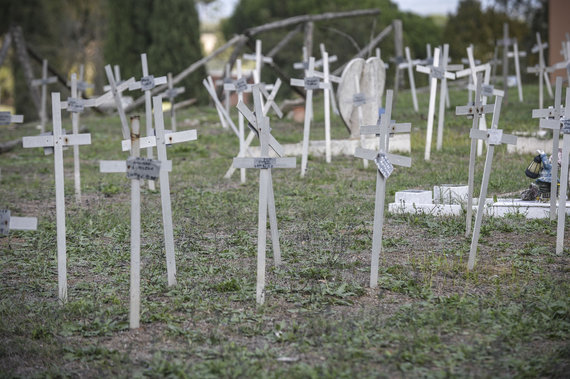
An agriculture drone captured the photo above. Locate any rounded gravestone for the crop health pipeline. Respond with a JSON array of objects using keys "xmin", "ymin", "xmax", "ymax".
[{"xmin": 337, "ymin": 57, "xmax": 386, "ymax": 138}]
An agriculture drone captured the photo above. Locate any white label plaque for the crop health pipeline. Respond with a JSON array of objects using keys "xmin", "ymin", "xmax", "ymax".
[
  {"xmin": 562, "ymin": 119, "xmax": 570, "ymax": 134},
  {"xmin": 126, "ymin": 157, "xmax": 161, "ymax": 180},
  {"xmin": 304, "ymin": 77, "xmax": 320, "ymax": 90},
  {"xmin": 0, "ymin": 209, "xmax": 10, "ymax": 236},
  {"xmin": 487, "ymin": 129, "xmax": 504, "ymax": 145},
  {"xmin": 482, "ymin": 85, "xmax": 494, "ymax": 97},
  {"xmin": 375, "ymin": 154, "xmax": 393, "ymax": 179},
  {"xmin": 0, "ymin": 112, "xmax": 12, "ymax": 125},
  {"xmin": 253, "ymin": 157, "xmax": 276, "ymax": 169},
  {"xmin": 67, "ymin": 98, "xmax": 84, "ymax": 113},
  {"xmin": 235, "ymin": 78, "xmax": 248, "ymax": 93},
  {"xmin": 353, "ymin": 93, "xmax": 366, "ymax": 107},
  {"xmin": 141, "ymin": 75, "xmax": 155, "ymax": 91}
]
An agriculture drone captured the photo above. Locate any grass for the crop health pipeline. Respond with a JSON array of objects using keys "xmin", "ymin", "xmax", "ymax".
[{"xmin": 0, "ymin": 83, "xmax": 568, "ymax": 377}]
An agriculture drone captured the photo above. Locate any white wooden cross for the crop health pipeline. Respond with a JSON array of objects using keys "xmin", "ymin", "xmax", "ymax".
[
  {"xmin": 354, "ymin": 90, "xmax": 411, "ymax": 288},
  {"xmin": 162, "ymin": 73, "xmax": 185, "ymax": 132},
  {"xmin": 104, "ymin": 64, "xmax": 136, "ymax": 139},
  {"xmin": 103, "ymin": 64, "xmax": 123, "ymax": 91},
  {"xmin": 118, "ymin": 97, "xmax": 197, "ymax": 287},
  {"xmin": 319, "ymin": 43, "xmax": 340, "ymax": 117},
  {"xmin": 456, "ymin": 74, "xmax": 496, "ymax": 237},
  {"xmin": 243, "ymin": 39, "xmax": 273, "ymax": 85},
  {"xmin": 416, "ymin": 47, "xmax": 456, "ymax": 160},
  {"xmin": 0, "ymin": 111, "xmax": 23, "ymax": 126},
  {"xmin": 467, "ymin": 95, "xmax": 517, "ymax": 270},
  {"xmin": 31, "ymin": 59, "xmax": 57, "ymax": 133},
  {"xmin": 128, "ymin": 53, "xmax": 167, "ymax": 190},
  {"xmin": 76, "ymin": 65, "xmax": 93, "ymax": 95},
  {"xmin": 548, "ymin": 41, "xmax": 570, "ymax": 85},
  {"xmin": 0, "ymin": 209, "xmax": 37, "ymax": 237},
  {"xmin": 461, "ymin": 44, "xmax": 481, "ymax": 103},
  {"xmin": 497, "ymin": 23, "xmax": 514, "ymax": 100},
  {"xmin": 531, "ymin": 77, "xmax": 565, "ymax": 222},
  {"xmin": 22, "ymin": 92, "xmax": 92, "ymax": 302},
  {"xmin": 397, "ymin": 46, "xmax": 420, "ymax": 112},
  {"xmin": 233, "ymin": 84, "xmax": 296, "ymax": 304},
  {"xmin": 507, "ymin": 40, "xmax": 526, "ymax": 102},
  {"xmin": 527, "ymin": 33, "xmax": 552, "ymax": 108},
  {"xmin": 555, "ymin": 88, "xmax": 570, "ymax": 254},
  {"xmin": 290, "ymin": 57, "xmax": 331, "ymax": 176}
]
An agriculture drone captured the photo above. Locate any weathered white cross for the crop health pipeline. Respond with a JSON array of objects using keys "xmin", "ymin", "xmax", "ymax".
[
  {"xmin": 527, "ymin": 32, "xmax": 552, "ymax": 108},
  {"xmin": 397, "ymin": 46, "xmax": 420, "ymax": 112},
  {"xmin": 531, "ymin": 77, "xmax": 565, "ymax": 222},
  {"xmin": 128, "ymin": 53, "xmax": 167, "ymax": 190},
  {"xmin": 104, "ymin": 64, "xmax": 136, "ymax": 139},
  {"xmin": 456, "ymin": 74, "xmax": 496, "ymax": 237},
  {"xmin": 243, "ymin": 39, "xmax": 273, "ymax": 85},
  {"xmin": 354, "ymin": 89, "xmax": 412, "ymax": 288},
  {"xmin": 161, "ymin": 73, "xmax": 185, "ymax": 132},
  {"xmin": 461, "ymin": 44, "xmax": 481, "ymax": 103},
  {"xmin": 467, "ymin": 95, "xmax": 517, "ymax": 270},
  {"xmin": 22, "ymin": 92, "xmax": 92, "ymax": 302},
  {"xmin": 547, "ymin": 41, "xmax": 570, "ymax": 85},
  {"xmin": 0, "ymin": 209, "xmax": 37, "ymax": 237},
  {"xmin": 103, "ymin": 64, "xmax": 123, "ymax": 92},
  {"xmin": 233, "ymin": 84, "xmax": 296, "ymax": 304},
  {"xmin": 416, "ymin": 46, "xmax": 456, "ymax": 160},
  {"xmin": 290, "ymin": 57, "xmax": 332, "ymax": 176},
  {"xmin": 31, "ymin": 59, "xmax": 57, "ymax": 133},
  {"xmin": 507, "ymin": 40, "xmax": 526, "ymax": 102}
]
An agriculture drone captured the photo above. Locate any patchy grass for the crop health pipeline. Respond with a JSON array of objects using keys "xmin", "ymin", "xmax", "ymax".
[{"xmin": 0, "ymin": 83, "xmax": 568, "ymax": 377}]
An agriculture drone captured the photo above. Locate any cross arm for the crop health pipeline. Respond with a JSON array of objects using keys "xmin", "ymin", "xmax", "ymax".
[
  {"xmin": 469, "ymin": 129, "xmax": 517, "ymax": 145},
  {"xmin": 456, "ymin": 104, "xmax": 495, "ymax": 117},
  {"xmin": 360, "ymin": 122, "xmax": 411, "ymax": 136},
  {"xmin": 233, "ymin": 157, "xmax": 296, "ymax": 169},
  {"xmin": 532, "ymin": 107, "xmax": 565, "ymax": 118},
  {"xmin": 0, "ymin": 113, "xmax": 23, "ymax": 125},
  {"xmin": 10, "ymin": 217, "xmax": 37, "ymax": 231},
  {"xmin": 129, "ymin": 75, "xmax": 168, "ymax": 91},
  {"xmin": 236, "ymin": 100, "xmax": 284, "ymax": 157},
  {"xmin": 539, "ymin": 119, "xmax": 562, "ymax": 130},
  {"xmin": 121, "ymin": 130, "xmax": 197, "ymax": 151},
  {"xmin": 31, "ymin": 76, "xmax": 57, "ymax": 86},
  {"xmin": 354, "ymin": 147, "xmax": 412, "ymax": 167}
]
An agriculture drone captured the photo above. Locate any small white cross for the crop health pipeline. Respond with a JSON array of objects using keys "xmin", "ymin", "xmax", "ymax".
[
  {"xmin": 397, "ymin": 46, "xmax": 420, "ymax": 112},
  {"xmin": 527, "ymin": 33, "xmax": 552, "ymax": 108},
  {"xmin": 31, "ymin": 59, "xmax": 57, "ymax": 133},
  {"xmin": 161, "ymin": 73, "xmax": 185, "ymax": 132},
  {"xmin": 104, "ymin": 64, "xmax": 136, "ymax": 139}
]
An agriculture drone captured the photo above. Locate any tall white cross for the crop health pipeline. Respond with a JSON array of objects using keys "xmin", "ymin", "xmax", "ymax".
[
  {"xmin": 31, "ymin": 59, "xmax": 57, "ymax": 133},
  {"xmin": 467, "ymin": 95, "xmax": 517, "ymax": 270},
  {"xmin": 128, "ymin": 53, "xmax": 167, "ymax": 190},
  {"xmin": 22, "ymin": 92, "xmax": 92, "ymax": 302},
  {"xmin": 0, "ymin": 209, "xmax": 37, "ymax": 236},
  {"xmin": 290, "ymin": 57, "xmax": 331, "ymax": 176},
  {"xmin": 555, "ymin": 88, "xmax": 570, "ymax": 255},
  {"xmin": 104, "ymin": 64, "xmax": 135, "ymax": 139},
  {"xmin": 233, "ymin": 84, "xmax": 296, "ymax": 304},
  {"xmin": 532, "ymin": 77, "xmax": 565, "ymax": 222},
  {"xmin": 243, "ymin": 39, "xmax": 273, "ymax": 85},
  {"xmin": 416, "ymin": 47, "xmax": 456, "ymax": 160},
  {"xmin": 397, "ymin": 46, "xmax": 420, "ymax": 112},
  {"xmin": 354, "ymin": 90, "xmax": 411, "ymax": 288},
  {"xmin": 527, "ymin": 32, "xmax": 553, "ymax": 108},
  {"xmin": 162, "ymin": 73, "xmax": 185, "ymax": 132},
  {"xmin": 507, "ymin": 40, "xmax": 526, "ymax": 102},
  {"xmin": 456, "ymin": 74, "xmax": 496, "ymax": 237}
]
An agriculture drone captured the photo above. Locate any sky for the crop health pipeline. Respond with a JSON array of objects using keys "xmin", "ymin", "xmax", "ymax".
[{"xmin": 197, "ymin": 0, "xmax": 496, "ymax": 23}]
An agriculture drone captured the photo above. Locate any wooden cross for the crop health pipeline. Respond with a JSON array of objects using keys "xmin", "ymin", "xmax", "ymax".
[
  {"xmin": 497, "ymin": 23, "xmax": 514, "ymax": 101},
  {"xmin": 243, "ymin": 39, "xmax": 273, "ymax": 85},
  {"xmin": 456, "ymin": 74, "xmax": 496, "ymax": 237},
  {"xmin": 528, "ymin": 32, "xmax": 553, "ymax": 108},
  {"xmin": 120, "ymin": 96, "xmax": 197, "ymax": 286},
  {"xmin": 320, "ymin": 43, "xmax": 340, "ymax": 117},
  {"xmin": 31, "ymin": 59, "xmax": 57, "ymax": 133},
  {"xmin": 0, "ymin": 209, "xmax": 37, "ymax": 237},
  {"xmin": 397, "ymin": 46, "xmax": 420, "ymax": 112},
  {"xmin": 467, "ymin": 95, "xmax": 517, "ymax": 270},
  {"xmin": 547, "ymin": 41, "xmax": 570, "ymax": 85},
  {"xmin": 290, "ymin": 57, "xmax": 331, "ymax": 177},
  {"xmin": 233, "ymin": 84, "xmax": 296, "ymax": 304},
  {"xmin": 531, "ymin": 77, "xmax": 565, "ymax": 222},
  {"xmin": 416, "ymin": 46, "xmax": 456, "ymax": 160},
  {"xmin": 555, "ymin": 88, "xmax": 570, "ymax": 254},
  {"xmin": 76, "ymin": 65, "xmax": 93, "ymax": 95},
  {"xmin": 22, "ymin": 92, "xmax": 92, "ymax": 302},
  {"xmin": 128, "ymin": 53, "xmax": 167, "ymax": 190},
  {"xmin": 103, "ymin": 64, "xmax": 124, "ymax": 91},
  {"xmin": 0, "ymin": 111, "xmax": 23, "ymax": 126},
  {"xmin": 104, "ymin": 64, "xmax": 135, "ymax": 139},
  {"xmin": 162, "ymin": 73, "xmax": 185, "ymax": 132},
  {"xmin": 461, "ymin": 44, "xmax": 481, "ymax": 103},
  {"xmin": 354, "ymin": 90, "xmax": 411, "ymax": 288},
  {"xmin": 506, "ymin": 41, "xmax": 526, "ymax": 102}
]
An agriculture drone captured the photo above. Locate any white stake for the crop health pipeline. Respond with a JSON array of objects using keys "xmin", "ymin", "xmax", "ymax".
[{"xmin": 129, "ymin": 116, "xmax": 142, "ymax": 329}]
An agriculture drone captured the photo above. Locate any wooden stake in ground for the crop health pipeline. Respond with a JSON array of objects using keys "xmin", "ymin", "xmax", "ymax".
[
  {"xmin": 22, "ymin": 93, "xmax": 92, "ymax": 302},
  {"xmin": 31, "ymin": 59, "xmax": 57, "ymax": 133},
  {"xmin": 397, "ymin": 46, "xmax": 419, "ymax": 112},
  {"xmin": 233, "ymin": 84, "xmax": 296, "ymax": 304},
  {"xmin": 128, "ymin": 53, "xmax": 167, "ymax": 190},
  {"xmin": 0, "ymin": 209, "xmax": 37, "ymax": 237},
  {"xmin": 455, "ymin": 74, "xmax": 496, "ymax": 237},
  {"xmin": 354, "ymin": 90, "xmax": 411, "ymax": 288},
  {"xmin": 416, "ymin": 47, "xmax": 455, "ymax": 160},
  {"xmin": 555, "ymin": 88, "xmax": 570, "ymax": 255},
  {"xmin": 528, "ymin": 33, "xmax": 553, "ymax": 108},
  {"xmin": 532, "ymin": 77, "xmax": 564, "ymax": 222},
  {"xmin": 162, "ymin": 73, "xmax": 185, "ymax": 132},
  {"xmin": 467, "ymin": 95, "xmax": 517, "ymax": 270},
  {"xmin": 290, "ymin": 57, "xmax": 330, "ymax": 177}
]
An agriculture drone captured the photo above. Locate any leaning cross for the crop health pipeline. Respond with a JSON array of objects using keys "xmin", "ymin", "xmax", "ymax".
[
  {"xmin": 0, "ymin": 209, "xmax": 37, "ymax": 237},
  {"xmin": 162, "ymin": 73, "xmax": 185, "ymax": 132},
  {"xmin": 416, "ymin": 46, "xmax": 456, "ymax": 160},
  {"xmin": 22, "ymin": 92, "xmax": 92, "ymax": 302},
  {"xmin": 397, "ymin": 46, "xmax": 420, "ymax": 112},
  {"xmin": 128, "ymin": 53, "xmax": 167, "ymax": 190},
  {"xmin": 456, "ymin": 74, "xmax": 496, "ymax": 237},
  {"xmin": 233, "ymin": 84, "xmax": 296, "ymax": 305},
  {"xmin": 31, "ymin": 59, "xmax": 57, "ymax": 133},
  {"xmin": 528, "ymin": 33, "xmax": 553, "ymax": 108},
  {"xmin": 354, "ymin": 89, "xmax": 412, "ymax": 288},
  {"xmin": 532, "ymin": 77, "xmax": 565, "ymax": 222},
  {"xmin": 104, "ymin": 64, "xmax": 136, "ymax": 139},
  {"xmin": 467, "ymin": 95, "xmax": 517, "ymax": 270}
]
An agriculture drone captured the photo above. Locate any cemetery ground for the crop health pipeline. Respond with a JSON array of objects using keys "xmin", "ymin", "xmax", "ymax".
[{"xmin": 1, "ymin": 84, "xmax": 568, "ymax": 377}]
